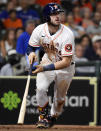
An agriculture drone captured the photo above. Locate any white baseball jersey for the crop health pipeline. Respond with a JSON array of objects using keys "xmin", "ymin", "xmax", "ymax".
[
  {"xmin": 29, "ymin": 23, "xmax": 75, "ymax": 64},
  {"xmin": 29, "ymin": 23, "xmax": 75, "ymax": 114}
]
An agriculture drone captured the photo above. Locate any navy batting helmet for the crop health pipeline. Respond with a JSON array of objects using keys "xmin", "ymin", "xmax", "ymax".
[{"xmin": 43, "ymin": 3, "xmax": 64, "ymax": 22}]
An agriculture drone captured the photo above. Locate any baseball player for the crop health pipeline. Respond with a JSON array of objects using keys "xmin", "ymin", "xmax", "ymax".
[{"xmin": 27, "ymin": 3, "xmax": 75, "ymax": 128}]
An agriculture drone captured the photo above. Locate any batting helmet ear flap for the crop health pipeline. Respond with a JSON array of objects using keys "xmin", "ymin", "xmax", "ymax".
[{"xmin": 43, "ymin": 14, "xmax": 50, "ymax": 22}]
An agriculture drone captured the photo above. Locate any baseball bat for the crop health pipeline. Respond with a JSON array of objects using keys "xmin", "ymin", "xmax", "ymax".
[
  {"xmin": 17, "ymin": 63, "xmax": 33, "ymax": 124},
  {"xmin": 17, "ymin": 50, "xmax": 39, "ymax": 124}
]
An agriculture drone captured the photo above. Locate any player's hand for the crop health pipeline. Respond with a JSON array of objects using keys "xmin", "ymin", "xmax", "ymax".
[
  {"xmin": 32, "ymin": 65, "xmax": 43, "ymax": 74},
  {"xmin": 28, "ymin": 52, "xmax": 36, "ymax": 64}
]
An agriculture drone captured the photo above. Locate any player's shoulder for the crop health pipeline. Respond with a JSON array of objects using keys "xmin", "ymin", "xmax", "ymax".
[{"xmin": 61, "ymin": 24, "xmax": 74, "ymax": 37}]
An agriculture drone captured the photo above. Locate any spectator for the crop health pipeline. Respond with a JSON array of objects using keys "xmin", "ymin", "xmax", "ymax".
[
  {"xmin": 17, "ymin": 0, "xmax": 40, "ymax": 26},
  {"xmin": 75, "ymin": 44, "xmax": 91, "ymax": 73},
  {"xmin": 16, "ymin": 20, "xmax": 36, "ymax": 55},
  {"xmin": 78, "ymin": 0, "xmax": 93, "ymax": 11},
  {"xmin": 84, "ymin": 35, "xmax": 101, "ymax": 61},
  {"xmin": 60, "ymin": 11, "xmax": 67, "ymax": 25},
  {"xmin": 15, "ymin": 27, "xmax": 24, "ymax": 40},
  {"xmin": 3, "ymin": 9, "xmax": 23, "ymax": 29},
  {"xmin": 75, "ymin": 44, "xmax": 88, "ymax": 62},
  {"xmin": 61, "ymin": 0, "xmax": 73, "ymax": 13},
  {"xmin": 0, "ymin": 49, "xmax": 21, "ymax": 76},
  {"xmin": 86, "ymin": 12, "xmax": 101, "ymax": 37},
  {"xmin": 66, "ymin": 13, "xmax": 85, "ymax": 39},
  {"xmin": 72, "ymin": 5, "xmax": 82, "ymax": 25},
  {"xmin": 16, "ymin": 20, "xmax": 37, "ymax": 73},
  {"xmin": 96, "ymin": 2, "xmax": 101, "ymax": 14},
  {"xmin": 0, "ymin": 1, "xmax": 15, "ymax": 21},
  {"xmin": 72, "ymin": 0, "xmax": 79, "ymax": 5},
  {"xmin": 28, "ymin": 0, "xmax": 43, "ymax": 22},
  {"xmin": 0, "ymin": 61, "xmax": 13, "ymax": 76},
  {"xmin": 80, "ymin": 34, "xmax": 92, "ymax": 51},
  {"xmin": 8, "ymin": 0, "xmax": 21, "ymax": 11},
  {"xmin": 0, "ymin": 29, "xmax": 16, "ymax": 58},
  {"xmin": 81, "ymin": 7, "xmax": 94, "ymax": 29}
]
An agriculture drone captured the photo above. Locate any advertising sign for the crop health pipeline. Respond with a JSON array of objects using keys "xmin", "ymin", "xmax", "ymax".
[{"xmin": 0, "ymin": 77, "xmax": 97, "ymax": 125}]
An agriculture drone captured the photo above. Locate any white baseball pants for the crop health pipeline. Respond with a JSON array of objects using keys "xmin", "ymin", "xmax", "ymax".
[{"xmin": 36, "ymin": 64, "xmax": 75, "ymax": 116}]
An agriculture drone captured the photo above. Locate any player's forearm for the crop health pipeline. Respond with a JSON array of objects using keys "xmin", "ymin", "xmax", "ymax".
[
  {"xmin": 32, "ymin": 56, "xmax": 72, "ymax": 74},
  {"xmin": 27, "ymin": 44, "xmax": 40, "ymax": 64},
  {"xmin": 27, "ymin": 44, "xmax": 36, "ymax": 64},
  {"xmin": 43, "ymin": 56, "xmax": 72, "ymax": 71},
  {"xmin": 54, "ymin": 56, "xmax": 72, "ymax": 70}
]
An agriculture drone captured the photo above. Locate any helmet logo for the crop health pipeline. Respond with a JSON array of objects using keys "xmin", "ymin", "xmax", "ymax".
[{"xmin": 54, "ymin": 5, "xmax": 58, "ymax": 9}]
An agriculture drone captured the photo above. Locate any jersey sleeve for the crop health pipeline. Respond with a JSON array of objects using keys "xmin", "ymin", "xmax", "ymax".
[
  {"xmin": 29, "ymin": 25, "xmax": 41, "ymax": 47},
  {"xmin": 61, "ymin": 31, "xmax": 75, "ymax": 56}
]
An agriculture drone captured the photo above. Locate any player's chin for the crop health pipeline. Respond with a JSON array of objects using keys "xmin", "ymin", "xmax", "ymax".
[{"xmin": 54, "ymin": 21, "xmax": 60, "ymax": 26}]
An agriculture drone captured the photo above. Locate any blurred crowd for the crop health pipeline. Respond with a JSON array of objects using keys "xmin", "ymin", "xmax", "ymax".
[{"xmin": 0, "ymin": 0, "xmax": 101, "ymax": 76}]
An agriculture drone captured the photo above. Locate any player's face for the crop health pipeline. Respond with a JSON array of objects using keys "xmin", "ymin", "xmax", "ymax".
[{"xmin": 50, "ymin": 12, "xmax": 61, "ymax": 26}]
